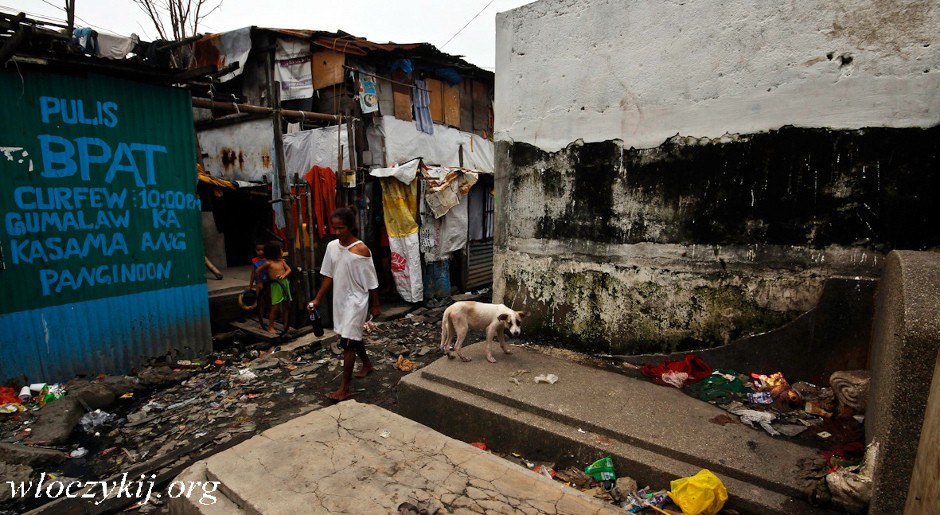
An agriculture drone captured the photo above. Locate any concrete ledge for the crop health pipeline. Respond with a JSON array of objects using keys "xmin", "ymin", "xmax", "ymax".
[
  {"xmin": 867, "ymin": 251, "xmax": 940, "ymax": 513},
  {"xmin": 399, "ymin": 342, "xmax": 842, "ymax": 514},
  {"xmin": 169, "ymin": 401, "xmax": 621, "ymax": 514}
]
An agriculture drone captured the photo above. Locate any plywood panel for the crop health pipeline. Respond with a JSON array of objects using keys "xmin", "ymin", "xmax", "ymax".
[
  {"xmin": 427, "ymin": 78, "xmax": 444, "ymax": 123},
  {"xmin": 392, "ymin": 70, "xmax": 412, "ymax": 121},
  {"xmin": 459, "ymin": 80, "xmax": 474, "ymax": 132},
  {"xmin": 472, "ymin": 80, "xmax": 489, "ymax": 134},
  {"xmin": 444, "ymin": 82, "xmax": 460, "ymax": 127},
  {"xmin": 312, "ymin": 49, "xmax": 345, "ymax": 90}
]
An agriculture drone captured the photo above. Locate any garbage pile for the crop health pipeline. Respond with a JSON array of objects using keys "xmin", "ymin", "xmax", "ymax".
[
  {"xmin": 488, "ymin": 447, "xmax": 730, "ymax": 515},
  {"xmin": 0, "ymin": 303, "xmax": 459, "ymax": 513},
  {"xmin": 638, "ymin": 354, "xmax": 871, "ymax": 513}
]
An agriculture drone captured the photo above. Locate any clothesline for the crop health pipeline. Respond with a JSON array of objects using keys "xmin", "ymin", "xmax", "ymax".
[{"xmin": 343, "ymin": 65, "xmax": 430, "ymax": 92}]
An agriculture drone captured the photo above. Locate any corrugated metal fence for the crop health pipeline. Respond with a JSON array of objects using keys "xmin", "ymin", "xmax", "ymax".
[{"xmin": 0, "ymin": 68, "xmax": 211, "ymax": 382}]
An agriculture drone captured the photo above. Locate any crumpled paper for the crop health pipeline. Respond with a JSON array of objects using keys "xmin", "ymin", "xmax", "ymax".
[{"xmin": 534, "ymin": 374, "xmax": 559, "ymax": 384}]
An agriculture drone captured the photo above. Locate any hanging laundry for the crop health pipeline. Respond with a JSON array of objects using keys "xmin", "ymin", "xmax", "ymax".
[
  {"xmin": 303, "ymin": 165, "xmax": 337, "ymax": 238},
  {"xmin": 379, "ymin": 177, "xmax": 422, "ymax": 303},
  {"xmin": 412, "ymin": 79, "xmax": 434, "ymax": 135},
  {"xmin": 73, "ymin": 28, "xmax": 99, "ymax": 55}
]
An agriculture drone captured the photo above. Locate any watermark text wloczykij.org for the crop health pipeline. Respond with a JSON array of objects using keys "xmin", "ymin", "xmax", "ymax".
[{"xmin": 7, "ymin": 472, "xmax": 220, "ymax": 506}]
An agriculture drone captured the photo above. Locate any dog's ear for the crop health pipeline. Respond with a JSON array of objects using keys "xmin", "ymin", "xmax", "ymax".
[
  {"xmin": 518, "ymin": 311, "xmax": 531, "ymax": 318},
  {"xmin": 498, "ymin": 313, "xmax": 509, "ymax": 321}
]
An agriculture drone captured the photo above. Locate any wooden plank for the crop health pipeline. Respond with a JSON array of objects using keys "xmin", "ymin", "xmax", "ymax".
[
  {"xmin": 443, "ymin": 82, "xmax": 460, "ymax": 128},
  {"xmin": 392, "ymin": 70, "xmax": 412, "ymax": 121},
  {"xmin": 459, "ymin": 80, "xmax": 474, "ymax": 132},
  {"xmin": 312, "ymin": 49, "xmax": 345, "ymax": 89},
  {"xmin": 426, "ymin": 78, "xmax": 444, "ymax": 123},
  {"xmin": 472, "ymin": 80, "xmax": 489, "ymax": 135}
]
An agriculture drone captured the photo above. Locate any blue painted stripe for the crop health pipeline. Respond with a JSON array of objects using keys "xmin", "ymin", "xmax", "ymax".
[{"xmin": 0, "ymin": 284, "xmax": 211, "ymax": 383}]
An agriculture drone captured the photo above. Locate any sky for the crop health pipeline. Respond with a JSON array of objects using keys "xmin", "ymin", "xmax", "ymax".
[{"xmin": 0, "ymin": 0, "xmax": 535, "ymax": 70}]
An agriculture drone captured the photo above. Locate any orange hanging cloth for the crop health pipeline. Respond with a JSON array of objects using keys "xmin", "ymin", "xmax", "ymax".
[{"xmin": 304, "ymin": 165, "xmax": 337, "ymax": 238}]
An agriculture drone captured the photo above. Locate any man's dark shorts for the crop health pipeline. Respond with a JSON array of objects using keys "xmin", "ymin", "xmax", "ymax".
[{"xmin": 338, "ymin": 337, "xmax": 363, "ymax": 351}]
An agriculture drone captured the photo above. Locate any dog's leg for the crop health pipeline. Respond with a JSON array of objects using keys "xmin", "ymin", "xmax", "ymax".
[
  {"xmin": 498, "ymin": 329, "xmax": 513, "ymax": 355},
  {"xmin": 453, "ymin": 317, "xmax": 472, "ymax": 362},
  {"xmin": 440, "ymin": 312, "xmax": 455, "ymax": 359},
  {"xmin": 484, "ymin": 325, "xmax": 498, "ymax": 363}
]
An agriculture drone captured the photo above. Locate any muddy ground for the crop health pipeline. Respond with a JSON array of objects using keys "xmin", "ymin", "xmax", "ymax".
[{"xmin": 0, "ymin": 294, "xmax": 863, "ymax": 514}]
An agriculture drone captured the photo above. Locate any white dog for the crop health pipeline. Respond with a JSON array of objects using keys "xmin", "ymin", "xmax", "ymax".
[{"xmin": 440, "ymin": 301, "xmax": 531, "ymax": 363}]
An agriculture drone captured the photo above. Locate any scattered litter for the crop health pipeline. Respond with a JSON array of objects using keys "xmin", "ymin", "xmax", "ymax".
[
  {"xmin": 661, "ymin": 371, "xmax": 689, "ymax": 388},
  {"xmin": 70, "ymin": 447, "xmax": 88, "ymax": 458},
  {"xmin": 236, "ymin": 369, "xmax": 257, "ymax": 380},
  {"xmin": 395, "ymin": 355, "xmax": 419, "ymax": 372},
  {"xmin": 534, "ymin": 373, "xmax": 558, "ymax": 384},
  {"xmin": 510, "ymin": 369, "xmax": 529, "ymax": 377},
  {"xmin": 509, "ymin": 377, "xmax": 521, "ymax": 385},
  {"xmin": 80, "ymin": 409, "xmax": 118, "ymax": 433},
  {"xmin": 730, "ymin": 408, "xmax": 780, "ymax": 436},
  {"xmin": 470, "ymin": 442, "xmax": 487, "ymax": 450},
  {"xmin": 584, "ymin": 456, "xmax": 616, "ymax": 481},
  {"xmin": 379, "ymin": 430, "xmax": 390, "ymax": 438},
  {"xmin": 668, "ymin": 469, "xmax": 727, "ymax": 515},
  {"xmin": 578, "ymin": 428, "xmax": 586, "ymax": 433},
  {"xmin": 121, "ymin": 392, "xmax": 134, "ymax": 399},
  {"xmin": 747, "ymin": 392, "xmax": 773, "ymax": 404},
  {"xmin": 817, "ymin": 431, "xmax": 832, "ymax": 439}
]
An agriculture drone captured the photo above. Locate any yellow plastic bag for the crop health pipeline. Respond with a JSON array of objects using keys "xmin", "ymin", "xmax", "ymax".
[{"xmin": 668, "ymin": 469, "xmax": 728, "ymax": 515}]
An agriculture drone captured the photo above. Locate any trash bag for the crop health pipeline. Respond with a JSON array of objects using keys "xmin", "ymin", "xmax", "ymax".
[
  {"xmin": 668, "ymin": 469, "xmax": 728, "ymax": 515},
  {"xmin": 80, "ymin": 409, "xmax": 117, "ymax": 433}
]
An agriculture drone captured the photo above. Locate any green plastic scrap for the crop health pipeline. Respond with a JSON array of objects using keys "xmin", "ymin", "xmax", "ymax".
[
  {"xmin": 688, "ymin": 369, "xmax": 747, "ymax": 403},
  {"xmin": 584, "ymin": 456, "xmax": 616, "ymax": 481}
]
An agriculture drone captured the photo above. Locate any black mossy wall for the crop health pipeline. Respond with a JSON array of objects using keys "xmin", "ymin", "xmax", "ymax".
[{"xmin": 512, "ymin": 126, "xmax": 940, "ymax": 251}]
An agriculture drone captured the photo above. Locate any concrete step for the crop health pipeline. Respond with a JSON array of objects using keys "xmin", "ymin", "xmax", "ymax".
[
  {"xmin": 169, "ymin": 402, "xmax": 623, "ymax": 514},
  {"xmin": 398, "ymin": 342, "xmax": 842, "ymax": 514}
]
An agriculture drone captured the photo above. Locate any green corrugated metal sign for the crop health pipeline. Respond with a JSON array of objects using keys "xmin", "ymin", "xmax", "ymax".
[{"xmin": 0, "ymin": 68, "xmax": 204, "ymax": 313}]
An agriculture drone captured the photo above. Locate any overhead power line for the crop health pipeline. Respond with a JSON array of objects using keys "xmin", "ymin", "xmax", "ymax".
[{"xmin": 440, "ymin": 0, "xmax": 496, "ymax": 50}]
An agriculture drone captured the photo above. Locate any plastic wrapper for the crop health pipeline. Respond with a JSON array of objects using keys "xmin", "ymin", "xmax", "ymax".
[{"xmin": 584, "ymin": 456, "xmax": 616, "ymax": 481}]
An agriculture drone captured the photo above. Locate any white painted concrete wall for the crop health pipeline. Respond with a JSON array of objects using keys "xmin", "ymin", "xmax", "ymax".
[{"xmin": 495, "ymin": 0, "xmax": 940, "ymax": 151}]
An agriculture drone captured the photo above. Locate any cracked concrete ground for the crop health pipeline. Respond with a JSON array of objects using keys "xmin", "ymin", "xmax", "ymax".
[{"xmin": 169, "ymin": 401, "xmax": 620, "ymax": 514}]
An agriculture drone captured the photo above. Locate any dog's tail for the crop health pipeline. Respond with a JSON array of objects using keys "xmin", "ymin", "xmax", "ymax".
[{"xmin": 440, "ymin": 308, "xmax": 452, "ymax": 351}]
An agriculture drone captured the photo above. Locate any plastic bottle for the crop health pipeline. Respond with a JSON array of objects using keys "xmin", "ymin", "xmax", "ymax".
[{"xmin": 308, "ymin": 303, "xmax": 324, "ymax": 337}]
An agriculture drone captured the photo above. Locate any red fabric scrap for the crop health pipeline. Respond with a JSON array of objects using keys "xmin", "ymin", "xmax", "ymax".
[
  {"xmin": 640, "ymin": 355, "xmax": 713, "ymax": 386},
  {"xmin": 304, "ymin": 165, "xmax": 337, "ymax": 238}
]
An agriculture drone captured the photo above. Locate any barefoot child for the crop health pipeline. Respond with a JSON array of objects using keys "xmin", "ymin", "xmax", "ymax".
[
  {"xmin": 310, "ymin": 207, "xmax": 380, "ymax": 401},
  {"xmin": 247, "ymin": 243, "xmax": 268, "ymax": 321},
  {"xmin": 256, "ymin": 241, "xmax": 292, "ymax": 334}
]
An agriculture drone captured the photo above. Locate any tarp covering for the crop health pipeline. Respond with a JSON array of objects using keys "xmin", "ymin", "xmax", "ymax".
[
  {"xmin": 367, "ymin": 117, "xmax": 494, "ymax": 173},
  {"xmin": 283, "ymin": 125, "xmax": 351, "ymax": 177},
  {"xmin": 275, "ymin": 37, "xmax": 313, "ymax": 101},
  {"xmin": 193, "ymin": 27, "xmax": 252, "ymax": 82},
  {"xmin": 369, "ymin": 158, "xmax": 420, "ymax": 184}
]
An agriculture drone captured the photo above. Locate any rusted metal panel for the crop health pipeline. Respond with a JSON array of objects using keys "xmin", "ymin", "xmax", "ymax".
[
  {"xmin": 198, "ymin": 118, "xmax": 274, "ymax": 182},
  {"xmin": 0, "ymin": 67, "xmax": 211, "ymax": 383}
]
